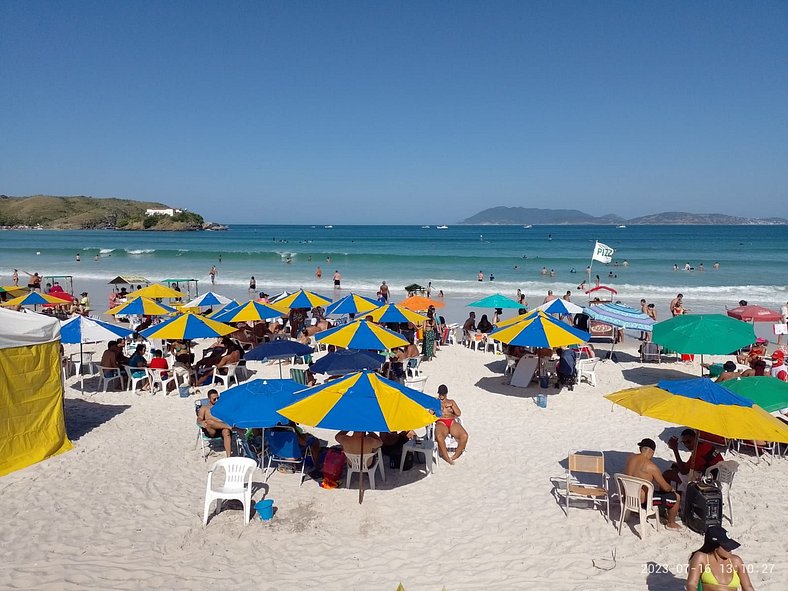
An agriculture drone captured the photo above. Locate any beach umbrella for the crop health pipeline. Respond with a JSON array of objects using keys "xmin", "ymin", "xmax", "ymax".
[
  {"xmin": 468, "ymin": 293, "xmax": 522, "ymax": 309},
  {"xmin": 107, "ymin": 297, "xmax": 176, "ymax": 316},
  {"xmin": 605, "ymin": 378, "xmax": 788, "ymax": 444},
  {"xmin": 276, "ymin": 289, "xmax": 332, "ymax": 310},
  {"xmin": 182, "ymin": 291, "xmax": 232, "ymax": 309},
  {"xmin": 60, "ymin": 315, "xmax": 135, "ymax": 391},
  {"xmin": 269, "ymin": 291, "xmax": 291, "ymax": 303},
  {"xmin": 210, "ymin": 379, "xmax": 306, "ymax": 428},
  {"xmin": 652, "ymin": 314, "xmax": 756, "ymax": 355},
  {"xmin": 721, "ymin": 377, "xmax": 788, "ymax": 414},
  {"xmin": 278, "ymin": 370, "xmax": 441, "ymax": 502},
  {"xmin": 495, "ymin": 309, "xmax": 539, "ymax": 328},
  {"xmin": 399, "ymin": 295, "xmax": 445, "ymax": 312},
  {"xmin": 726, "ymin": 305, "xmax": 781, "ymax": 323},
  {"xmin": 363, "ymin": 304, "xmax": 429, "ymax": 325},
  {"xmin": 1, "ymin": 291, "xmax": 72, "ymax": 307},
  {"xmin": 127, "ymin": 283, "xmax": 183, "ymax": 300},
  {"xmin": 583, "ymin": 303, "xmax": 655, "ymax": 332},
  {"xmin": 315, "ymin": 319, "xmax": 409, "ymax": 351},
  {"xmin": 488, "ymin": 310, "xmax": 590, "ymax": 348},
  {"xmin": 0, "ymin": 286, "xmax": 28, "ymax": 297},
  {"xmin": 207, "ymin": 299, "xmax": 241, "ymax": 318},
  {"xmin": 139, "ymin": 314, "xmax": 236, "ymax": 340},
  {"xmin": 324, "ymin": 293, "xmax": 380, "ymax": 316},
  {"xmin": 245, "ymin": 339, "xmax": 315, "ymax": 378},
  {"xmin": 212, "ymin": 300, "xmax": 286, "ymax": 323},
  {"xmin": 309, "ymin": 349, "xmax": 386, "ymax": 375},
  {"xmin": 534, "ymin": 299, "xmax": 584, "ymax": 316}
]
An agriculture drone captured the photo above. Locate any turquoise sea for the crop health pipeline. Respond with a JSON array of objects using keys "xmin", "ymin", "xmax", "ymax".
[{"xmin": 1, "ymin": 225, "xmax": 786, "ymax": 311}]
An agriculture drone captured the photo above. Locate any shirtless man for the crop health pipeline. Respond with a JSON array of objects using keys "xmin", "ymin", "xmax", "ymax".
[
  {"xmin": 462, "ymin": 311, "xmax": 476, "ymax": 337},
  {"xmin": 336, "ymin": 430, "xmax": 382, "ymax": 468},
  {"xmin": 379, "ymin": 281, "xmax": 389, "ymax": 302},
  {"xmin": 435, "ymin": 384, "xmax": 468, "ymax": 465},
  {"xmin": 715, "ymin": 361, "xmax": 740, "ymax": 383},
  {"xmin": 543, "ymin": 290, "xmax": 557, "ymax": 304},
  {"xmin": 624, "ymin": 438, "xmax": 681, "ymax": 530},
  {"xmin": 669, "ymin": 293, "xmax": 685, "ymax": 317},
  {"xmin": 197, "ymin": 389, "xmax": 233, "ymax": 456}
]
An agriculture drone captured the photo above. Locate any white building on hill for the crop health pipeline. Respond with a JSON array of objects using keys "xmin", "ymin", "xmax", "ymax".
[{"xmin": 145, "ymin": 208, "xmax": 182, "ymax": 217}]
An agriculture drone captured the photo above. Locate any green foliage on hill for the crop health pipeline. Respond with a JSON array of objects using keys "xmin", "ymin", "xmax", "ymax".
[{"xmin": 0, "ymin": 195, "xmax": 204, "ymax": 230}]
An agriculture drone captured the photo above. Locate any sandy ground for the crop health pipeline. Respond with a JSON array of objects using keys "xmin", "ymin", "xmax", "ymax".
[{"xmin": 2, "ymin": 338, "xmax": 787, "ymax": 590}]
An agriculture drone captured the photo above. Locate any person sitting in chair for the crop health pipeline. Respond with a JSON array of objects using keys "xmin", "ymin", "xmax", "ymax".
[
  {"xmin": 336, "ymin": 430, "xmax": 382, "ymax": 468},
  {"xmin": 663, "ymin": 428, "xmax": 724, "ymax": 489},
  {"xmin": 197, "ymin": 389, "xmax": 233, "ymax": 457},
  {"xmin": 624, "ymin": 438, "xmax": 681, "ymax": 530},
  {"xmin": 715, "ymin": 361, "xmax": 740, "ymax": 383},
  {"xmin": 435, "ymin": 384, "xmax": 468, "ymax": 465}
]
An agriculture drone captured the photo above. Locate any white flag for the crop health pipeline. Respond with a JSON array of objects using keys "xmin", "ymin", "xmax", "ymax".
[{"xmin": 592, "ymin": 241, "xmax": 614, "ymax": 264}]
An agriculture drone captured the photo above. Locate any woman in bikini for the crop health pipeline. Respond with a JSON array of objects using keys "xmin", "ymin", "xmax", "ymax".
[{"xmin": 686, "ymin": 526, "xmax": 755, "ymax": 590}]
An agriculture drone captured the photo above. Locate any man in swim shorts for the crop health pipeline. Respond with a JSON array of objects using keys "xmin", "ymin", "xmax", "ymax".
[
  {"xmin": 435, "ymin": 384, "xmax": 468, "ymax": 465},
  {"xmin": 624, "ymin": 438, "xmax": 681, "ymax": 530},
  {"xmin": 197, "ymin": 389, "xmax": 233, "ymax": 457}
]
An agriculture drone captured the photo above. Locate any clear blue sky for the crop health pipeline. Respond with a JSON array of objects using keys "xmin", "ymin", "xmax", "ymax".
[{"xmin": 2, "ymin": 2, "xmax": 786, "ymax": 224}]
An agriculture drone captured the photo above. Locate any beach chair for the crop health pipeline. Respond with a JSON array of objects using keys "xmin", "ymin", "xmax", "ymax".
[
  {"xmin": 264, "ymin": 428, "xmax": 312, "ymax": 487},
  {"xmin": 444, "ymin": 416, "xmax": 464, "ymax": 455},
  {"xmin": 404, "ymin": 375, "xmax": 428, "ymax": 392},
  {"xmin": 485, "ymin": 338, "xmax": 502, "ymax": 355},
  {"xmin": 640, "ymin": 342, "xmax": 661, "ymax": 363},
  {"xmin": 213, "ymin": 363, "xmax": 240, "ymax": 390},
  {"xmin": 577, "ymin": 358, "xmax": 599, "ymax": 387},
  {"xmin": 731, "ymin": 439, "xmax": 777, "ymax": 465},
  {"xmin": 467, "ymin": 331, "xmax": 486, "ymax": 351},
  {"xmin": 123, "ymin": 365, "xmax": 149, "ymax": 394},
  {"xmin": 344, "ymin": 449, "xmax": 386, "ymax": 490},
  {"xmin": 614, "ymin": 473, "xmax": 659, "ymax": 539},
  {"xmin": 400, "ymin": 424, "xmax": 436, "ymax": 475},
  {"xmin": 97, "ymin": 366, "xmax": 123, "ymax": 392},
  {"xmin": 148, "ymin": 367, "xmax": 178, "ymax": 395},
  {"xmin": 405, "ymin": 357, "xmax": 422, "ymax": 378},
  {"xmin": 289, "ymin": 367, "xmax": 309, "ymax": 385},
  {"xmin": 72, "ymin": 351, "xmax": 98, "ymax": 378},
  {"xmin": 203, "ymin": 457, "xmax": 258, "ymax": 526},
  {"xmin": 706, "ymin": 460, "xmax": 738, "ymax": 525},
  {"xmin": 235, "ymin": 431, "xmax": 263, "ymax": 469},
  {"xmin": 557, "ymin": 451, "xmax": 610, "ymax": 521},
  {"xmin": 195, "ymin": 399, "xmax": 226, "ymax": 462}
]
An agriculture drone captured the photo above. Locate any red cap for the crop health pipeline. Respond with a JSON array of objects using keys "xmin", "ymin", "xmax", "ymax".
[{"xmin": 772, "ymin": 350, "xmax": 785, "ymax": 360}]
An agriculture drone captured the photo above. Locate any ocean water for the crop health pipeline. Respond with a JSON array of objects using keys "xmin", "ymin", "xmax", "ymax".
[{"xmin": 1, "ymin": 224, "xmax": 786, "ymax": 310}]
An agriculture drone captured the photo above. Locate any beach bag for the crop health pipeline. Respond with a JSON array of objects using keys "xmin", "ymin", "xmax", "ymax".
[{"xmin": 321, "ymin": 448, "xmax": 345, "ymax": 487}]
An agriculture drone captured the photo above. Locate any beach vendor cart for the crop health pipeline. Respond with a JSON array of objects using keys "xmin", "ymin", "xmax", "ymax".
[
  {"xmin": 163, "ymin": 278, "xmax": 199, "ymax": 300},
  {"xmin": 43, "ymin": 275, "xmax": 74, "ymax": 296}
]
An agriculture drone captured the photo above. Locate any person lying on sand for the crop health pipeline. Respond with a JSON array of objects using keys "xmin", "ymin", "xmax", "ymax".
[{"xmin": 624, "ymin": 438, "xmax": 681, "ymax": 530}]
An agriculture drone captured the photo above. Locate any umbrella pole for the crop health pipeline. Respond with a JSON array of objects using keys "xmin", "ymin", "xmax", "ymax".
[
  {"xmin": 278, "ymin": 359, "xmax": 283, "ymax": 379},
  {"xmin": 80, "ymin": 341, "xmax": 84, "ymax": 393},
  {"xmin": 358, "ymin": 435, "xmax": 365, "ymax": 504}
]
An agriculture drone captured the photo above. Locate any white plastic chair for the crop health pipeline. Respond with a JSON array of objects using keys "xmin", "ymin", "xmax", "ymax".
[
  {"xmin": 148, "ymin": 367, "xmax": 178, "ymax": 395},
  {"xmin": 707, "ymin": 460, "xmax": 738, "ymax": 525},
  {"xmin": 123, "ymin": 365, "xmax": 149, "ymax": 394},
  {"xmin": 98, "ymin": 366, "xmax": 123, "ymax": 392},
  {"xmin": 467, "ymin": 331, "xmax": 485, "ymax": 351},
  {"xmin": 578, "ymin": 358, "xmax": 599, "ymax": 387},
  {"xmin": 485, "ymin": 338, "xmax": 502, "ymax": 354},
  {"xmin": 404, "ymin": 375, "xmax": 428, "ymax": 392},
  {"xmin": 405, "ymin": 357, "xmax": 422, "ymax": 378},
  {"xmin": 614, "ymin": 473, "xmax": 659, "ymax": 539},
  {"xmin": 213, "ymin": 363, "xmax": 240, "ymax": 390},
  {"xmin": 203, "ymin": 457, "xmax": 258, "ymax": 526},
  {"xmin": 72, "ymin": 351, "xmax": 97, "ymax": 377},
  {"xmin": 444, "ymin": 416, "xmax": 464, "ymax": 455},
  {"xmin": 400, "ymin": 425, "xmax": 436, "ymax": 475},
  {"xmin": 344, "ymin": 449, "xmax": 386, "ymax": 490}
]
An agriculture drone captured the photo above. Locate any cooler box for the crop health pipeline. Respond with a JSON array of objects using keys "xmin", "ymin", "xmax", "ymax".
[{"xmin": 683, "ymin": 482, "xmax": 722, "ymax": 534}]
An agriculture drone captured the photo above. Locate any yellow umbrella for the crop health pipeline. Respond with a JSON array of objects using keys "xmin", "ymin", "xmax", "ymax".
[
  {"xmin": 1, "ymin": 292, "xmax": 72, "ymax": 307},
  {"xmin": 275, "ymin": 289, "xmax": 332, "ymax": 310},
  {"xmin": 363, "ymin": 304, "xmax": 429, "ymax": 325},
  {"xmin": 107, "ymin": 297, "xmax": 176, "ymax": 316},
  {"xmin": 489, "ymin": 310, "xmax": 589, "ymax": 348},
  {"xmin": 495, "ymin": 309, "xmax": 538, "ymax": 328},
  {"xmin": 0, "ymin": 286, "xmax": 29, "ymax": 297},
  {"xmin": 605, "ymin": 378, "xmax": 788, "ymax": 443},
  {"xmin": 127, "ymin": 283, "xmax": 183, "ymax": 300},
  {"xmin": 315, "ymin": 320, "xmax": 409, "ymax": 351},
  {"xmin": 139, "ymin": 314, "xmax": 236, "ymax": 340}
]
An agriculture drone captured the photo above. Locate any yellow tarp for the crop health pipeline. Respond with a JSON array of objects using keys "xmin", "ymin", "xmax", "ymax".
[{"xmin": 0, "ymin": 340, "xmax": 72, "ymax": 476}]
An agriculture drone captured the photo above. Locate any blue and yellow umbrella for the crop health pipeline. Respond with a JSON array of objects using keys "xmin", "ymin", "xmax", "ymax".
[
  {"xmin": 315, "ymin": 319, "xmax": 409, "ymax": 351},
  {"xmin": 605, "ymin": 378, "xmax": 788, "ymax": 443},
  {"xmin": 363, "ymin": 304, "xmax": 429, "ymax": 325},
  {"xmin": 324, "ymin": 293, "xmax": 380, "ymax": 316},
  {"xmin": 139, "ymin": 313, "xmax": 236, "ymax": 340},
  {"xmin": 127, "ymin": 283, "xmax": 183, "ymax": 300},
  {"xmin": 489, "ymin": 310, "xmax": 589, "ymax": 348},
  {"xmin": 276, "ymin": 289, "xmax": 332, "ymax": 310},
  {"xmin": 107, "ymin": 297, "xmax": 176, "ymax": 316},
  {"xmin": 1, "ymin": 291, "xmax": 72, "ymax": 307},
  {"xmin": 212, "ymin": 300, "xmax": 286, "ymax": 323}
]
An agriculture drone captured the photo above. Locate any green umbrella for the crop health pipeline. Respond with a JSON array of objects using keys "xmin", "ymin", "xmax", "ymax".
[
  {"xmin": 468, "ymin": 293, "xmax": 522, "ymax": 309},
  {"xmin": 721, "ymin": 377, "xmax": 788, "ymax": 413},
  {"xmin": 652, "ymin": 314, "xmax": 755, "ymax": 355}
]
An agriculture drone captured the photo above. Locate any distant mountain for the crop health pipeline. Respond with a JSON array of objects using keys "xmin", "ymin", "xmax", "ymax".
[{"xmin": 460, "ymin": 206, "xmax": 787, "ymax": 225}]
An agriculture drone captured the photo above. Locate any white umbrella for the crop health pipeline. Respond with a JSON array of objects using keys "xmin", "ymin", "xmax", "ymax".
[
  {"xmin": 535, "ymin": 299, "xmax": 584, "ymax": 315},
  {"xmin": 60, "ymin": 315, "xmax": 134, "ymax": 390},
  {"xmin": 182, "ymin": 291, "xmax": 232, "ymax": 309}
]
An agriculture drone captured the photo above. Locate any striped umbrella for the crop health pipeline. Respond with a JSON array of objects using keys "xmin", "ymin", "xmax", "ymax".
[
  {"xmin": 139, "ymin": 314, "xmax": 236, "ymax": 340},
  {"xmin": 60, "ymin": 315, "xmax": 135, "ymax": 391},
  {"xmin": 534, "ymin": 299, "xmax": 584, "ymax": 316},
  {"xmin": 584, "ymin": 302, "xmax": 655, "ymax": 332},
  {"xmin": 107, "ymin": 297, "xmax": 176, "ymax": 316},
  {"xmin": 324, "ymin": 293, "xmax": 380, "ymax": 316},
  {"xmin": 1, "ymin": 291, "xmax": 73, "ymax": 307},
  {"xmin": 489, "ymin": 310, "xmax": 589, "ymax": 348},
  {"xmin": 212, "ymin": 300, "xmax": 286, "ymax": 323},
  {"xmin": 127, "ymin": 283, "xmax": 183, "ymax": 299},
  {"xmin": 363, "ymin": 304, "xmax": 429, "ymax": 325},
  {"xmin": 276, "ymin": 289, "xmax": 332, "ymax": 310},
  {"xmin": 315, "ymin": 320, "xmax": 409, "ymax": 351},
  {"xmin": 182, "ymin": 291, "xmax": 232, "ymax": 309}
]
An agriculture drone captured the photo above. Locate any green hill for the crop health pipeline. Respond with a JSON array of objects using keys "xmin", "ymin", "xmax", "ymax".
[{"xmin": 0, "ymin": 195, "xmax": 205, "ymax": 230}]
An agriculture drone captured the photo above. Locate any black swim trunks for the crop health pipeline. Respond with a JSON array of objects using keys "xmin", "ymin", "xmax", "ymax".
[{"xmin": 649, "ymin": 490, "xmax": 678, "ymax": 507}]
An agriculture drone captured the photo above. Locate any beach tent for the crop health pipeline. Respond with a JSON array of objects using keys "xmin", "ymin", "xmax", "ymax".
[{"xmin": 0, "ymin": 308, "xmax": 72, "ymax": 476}]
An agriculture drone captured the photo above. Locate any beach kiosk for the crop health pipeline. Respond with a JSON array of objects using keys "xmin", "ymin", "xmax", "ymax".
[
  {"xmin": 163, "ymin": 278, "xmax": 199, "ymax": 300},
  {"xmin": 108, "ymin": 275, "xmax": 151, "ymax": 293},
  {"xmin": 43, "ymin": 275, "xmax": 74, "ymax": 295},
  {"xmin": 585, "ymin": 286, "xmax": 617, "ymax": 343},
  {"xmin": 0, "ymin": 308, "xmax": 72, "ymax": 476}
]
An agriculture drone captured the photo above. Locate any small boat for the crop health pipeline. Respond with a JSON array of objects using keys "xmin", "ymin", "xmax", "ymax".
[
  {"xmin": 617, "ymin": 225, "xmax": 626, "ymax": 228},
  {"xmin": 437, "ymin": 225, "xmax": 448, "ymax": 229},
  {"xmin": 324, "ymin": 225, "xmax": 333, "ymax": 229},
  {"xmin": 421, "ymin": 225, "xmax": 430, "ymax": 229},
  {"xmin": 523, "ymin": 224, "xmax": 532, "ymax": 229}
]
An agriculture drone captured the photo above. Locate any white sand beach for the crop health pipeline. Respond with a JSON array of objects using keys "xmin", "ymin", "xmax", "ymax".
[{"xmin": 2, "ymin": 336, "xmax": 787, "ymax": 591}]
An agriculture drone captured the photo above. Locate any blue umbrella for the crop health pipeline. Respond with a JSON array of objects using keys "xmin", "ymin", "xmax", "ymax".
[
  {"xmin": 324, "ymin": 293, "xmax": 380, "ymax": 316},
  {"xmin": 468, "ymin": 293, "xmax": 522, "ymax": 309},
  {"xmin": 60, "ymin": 316, "xmax": 134, "ymax": 391},
  {"xmin": 245, "ymin": 339, "xmax": 315, "ymax": 378},
  {"xmin": 584, "ymin": 303, "xmax": 654, "ymax": 332},
  {"xmin": 210, "ymin": 379, "xmax": 306, "ymax": 428},
  {"xmin": 309, "ymin": 349, "xmax": 385, "ymax": 375}
]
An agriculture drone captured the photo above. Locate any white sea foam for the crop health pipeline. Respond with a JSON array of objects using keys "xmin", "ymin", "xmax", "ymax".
[
  {"xmin": 99, "ymin": 248, "xmax": 115, "ymax": 255},
  {"xmin": 125, "ymin": 249, "xmax": 155, "ymax": 255}
]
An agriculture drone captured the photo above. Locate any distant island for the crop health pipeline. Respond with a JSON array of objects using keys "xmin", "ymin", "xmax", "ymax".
[
  {"xmin": 0, "ymin": 195, "xmax": 225, "ymax": 231},
  {"xmin": 460, "ymin": 206, "xmax": 787, "ymax": 226}
]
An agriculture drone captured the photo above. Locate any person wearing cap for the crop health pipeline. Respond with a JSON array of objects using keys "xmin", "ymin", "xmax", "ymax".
[
  {"xmin": 686, "ymin": 525, "xmax": 755, "ymax": 590},
  {"xmin": 770, "ymin": 350, "xmax": 787, "ymax": 382},
  {"xmin": 664, "ymin": 429, "xmax": 725, "ymax": 490},
  {"xmin": 624, "ymin": 438, "xmax": 681, "ymax": 530},
  {"xmin": 79, "ymin": 291, "xmax": 90, "ymax": 314},
  {"xmin": 435, "ymin": 384, "xmax": 468, "ymax": 465}
]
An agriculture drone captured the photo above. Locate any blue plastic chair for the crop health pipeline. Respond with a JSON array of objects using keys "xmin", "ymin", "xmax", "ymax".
[{"xmin": 264, "ymin": 428, "xmax": 312, "ymax": 487}]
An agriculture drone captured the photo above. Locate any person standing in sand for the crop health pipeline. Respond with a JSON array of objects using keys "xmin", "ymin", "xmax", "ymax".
[
  {"xmin": 209, "ymin": 265, "xmax": 217, "ymax": 285},
  {"xmin": 624, "ymin": 438, "xmax": 681, "ymax": 530},
  {"xmin": 670, "ymin": 293, "xmax": 685, "ymax": 317},
  {"xmin": 12, "ymin": 269, "xmax": 18, "ymax": 286}
]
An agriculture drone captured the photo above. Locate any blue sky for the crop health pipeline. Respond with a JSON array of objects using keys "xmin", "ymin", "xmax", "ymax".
[{"xmin": 2, "ymin": 2, "xmax": 786, "ymax": 224}]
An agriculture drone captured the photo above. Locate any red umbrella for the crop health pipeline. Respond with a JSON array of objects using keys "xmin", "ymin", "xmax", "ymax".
[
  {"xmin": 42, "ymin": 292, "xmax": 74, "ymax": 308},
  {"xmin": 726, "ymin": 305, "xmax": 781, "ymax": 323}
]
